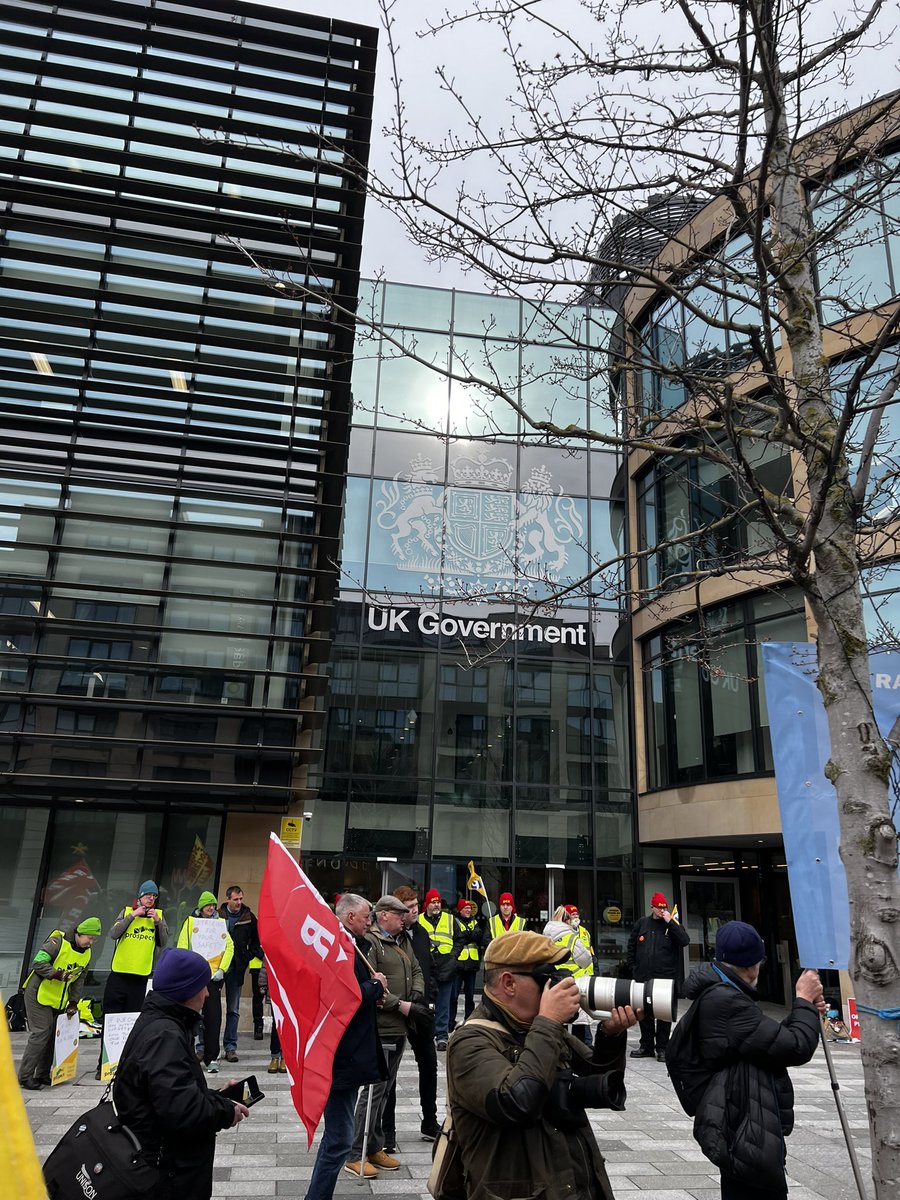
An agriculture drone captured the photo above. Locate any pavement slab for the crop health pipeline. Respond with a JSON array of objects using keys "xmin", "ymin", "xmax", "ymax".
[{"xmin": 14, "ymin": 1021, "xmax": 872, "ymax": 1198}]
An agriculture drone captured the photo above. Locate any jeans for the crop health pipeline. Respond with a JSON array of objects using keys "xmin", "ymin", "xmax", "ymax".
[
  {"xmin": 223, "ymin": 969, "xmax": 244, "ymax": 1052},
  {"xmin": 304, "ymin": 1085, "xmax": 359, "ymax": 1200},
  {"xmin": 434, "ymin": 979, "xmax": 454, "ymax": 1040},
  {"xmin": 450, "ymin": 972, "xmax": 476, "ymax": 1029},
  {"xmin": 350, "ymin": 1037, "xmax": 405, "ymax": 1160}
]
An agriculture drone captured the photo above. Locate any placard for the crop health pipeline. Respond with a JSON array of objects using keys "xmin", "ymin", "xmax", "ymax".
[
  {"xmin": 51, "ymin": 1012, "xmax": 80, "ymax": 1085},
  {"xmin": 848, "ymin": 997, "xmax": 861, "ymax": 1042},
  {"xmin": 280, "ymin": 817, "xmax": 302, "ymax": 849},
  {"xmin": 100, "ymin": 1011, "xmax": 141, "ymax": 1081},
  {"xmin": 188, "ymin": 917, "xmax": 228, "ymax": 969}
]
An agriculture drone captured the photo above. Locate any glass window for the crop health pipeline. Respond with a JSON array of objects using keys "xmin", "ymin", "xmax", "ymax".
[
  {"xmin": 453, "ymin": 290, "xmax": 520, "ymax": 339},
  {"xmin": 432, "ymin": 783, "xmax": 511, "ymax": 859},
  {"xmin": 0, "ymin": 808, "xmax": 50, "ymax": 992},
  {"xmin": 376, "ymin": 331, "xmax": 449, "ymax": 434}
]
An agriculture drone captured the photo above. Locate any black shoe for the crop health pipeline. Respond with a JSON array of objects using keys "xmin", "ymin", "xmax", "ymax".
[
  {"xmin": 20, "ymin": 1079, "xmax": 42, "ymax": 1091},
  {"xmin": 383, "ymin": 1143, "xmax": 398, "ymax": 1155},
  {"xmin": 253, "ymin": 1024, "xmax": 264, "ymax": 1041},
  {"xmin": 436, "ymin": 1038, "xmax": 448, "ymax": 1051},
  {"xmin": 657, "ymin": 1051, "xmax": 667, "ymax": 1061},
  {"xmin": 37, "ymin": 1076, "xmax": 52, "ymax": 1087},
  {"xmin": 420, "ymin": 1121, "xmax": 441, "ymax": 1142},
  {"xmin": 630, "ymin": 1047, "xmax": 653, "ymax": 1058}
]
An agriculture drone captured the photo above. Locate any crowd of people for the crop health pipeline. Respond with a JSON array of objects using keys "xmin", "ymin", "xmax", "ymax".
[{"xmin": 20, "ymin": 880, "xmax": 828, "ymax": 1200}]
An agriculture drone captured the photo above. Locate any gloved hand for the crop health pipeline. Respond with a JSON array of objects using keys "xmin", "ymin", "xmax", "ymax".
[
  {"xmin": 409, "ymin": 990, "xmax": 425, "ymax": 1005},
  {"xmin": 407, "ymin": 1002, "xmax": 435, "ymax": 1031},
  {"xmin": 212, "ymin": 969, "xmax": 224, "ymax": 982}
]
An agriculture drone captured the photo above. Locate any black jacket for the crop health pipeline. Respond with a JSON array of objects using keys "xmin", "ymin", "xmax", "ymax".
[
  {"xmin": 454, "ymin": 916, "xmax": 485, "ymax": 973},
  {"xmin": 400, "ymin": 921, "xmax": 436, "ymax": 1003},
  {"xmin": 114, "ymin": 990, "xmax": 236, "ymax": 1200},
  {"xmin": 218, "ymin": 902, "xmax": 261, "ymax": 979},
  {"xmin": 626, "ymin": 915, "xmax": 689, "ymax": 982},
  {"xmin": 684, "ymin": 962, "xmax": 820, "ymax": 1191},
  {"xmin": 332, "ymin": 936, "xmax": 387, "ymax": 1090}
]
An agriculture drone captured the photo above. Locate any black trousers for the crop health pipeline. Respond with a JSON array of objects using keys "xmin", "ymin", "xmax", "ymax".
[
  {"xmin": 382, "ymin": 1020, "xmax": 438, "ymax": 1140},
  {"xmin": 197, "ymin": 979, "xmax": 223, "ymax": 1065},
  {"xmin": 638, "ymin": 1013, "xmax": 672, "ymax": 1052},
  {"xmin": 721, "ymin": 1173, "xmax": 787, "ymax": 1199},
  {"xmin": 97, "ymin": 972, "xmax": 148, "ymax": 1068},
  {"xmin": 250, "ymin": 967, "xmax": 264, "ymax": 1029}
]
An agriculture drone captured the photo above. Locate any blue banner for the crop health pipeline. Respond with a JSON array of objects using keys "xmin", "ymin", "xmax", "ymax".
[{"xmin": 760, "ymin": 643, "xmax": 900, "ymax": 970}]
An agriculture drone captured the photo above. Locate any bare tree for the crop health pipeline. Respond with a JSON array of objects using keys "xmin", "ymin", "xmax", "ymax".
[{"xmin": 219, "ymin": 0, "xmax": 900, "ymax": 1187}]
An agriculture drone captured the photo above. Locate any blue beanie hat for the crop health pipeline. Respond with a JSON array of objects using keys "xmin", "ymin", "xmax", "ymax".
[
  {"xmin": 138, "ymin": 880, "xmax": 159, "ymax": 897},
  {"xmin": 152, "ymin": 948, "xmax": 211, "ymax": 1002},
  {"xmin": 715, "ymin": 921, "xmax": 766, "ymax": 968}
]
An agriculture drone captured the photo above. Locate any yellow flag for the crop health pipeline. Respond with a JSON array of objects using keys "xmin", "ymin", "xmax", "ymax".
[
  {"xmin": 466, "ymin": 861, "xmax": 487, "ymax": 896},
  {"xmin": 671, "ymin": 904, "xmax": 680, "ymax": 924},
  {"xmin": 0, "ymin": 992, "xmax": 45, "ymax": 1198}
]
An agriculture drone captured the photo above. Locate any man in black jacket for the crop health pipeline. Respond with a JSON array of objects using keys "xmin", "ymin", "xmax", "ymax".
[
  {"xmin": 626, "ymin": 891, "xmax": 690, "ymax": 1059},
  {"xmin": 380, "ymin": 885, "xmax": 441, "ymax": 1150},
  {"xmin": 305, "ymin": 893, "xmax": 387, "ymax": 1200},
  {"xmin": 682, "ymin": 920, "xmax": 825, "ymax": 1199},
  {"xmin": 218, "ymin": 885, "xmax": 262, "ymax": 1063},
  {"xmin": 114, "ymin": 947, "xmax": 248, "ymax": 1200}
]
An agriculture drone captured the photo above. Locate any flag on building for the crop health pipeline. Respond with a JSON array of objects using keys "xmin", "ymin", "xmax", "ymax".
[
  {"xmin": 467, "ymin": 861, "xmax": 487, "ymax": 896},
  {"xmin": 258, "ymin": 834, "xmax": 362, "ymax": 1144},
  {"xmin": 185, "ymin": 835, "xmax": 214, "ymax": 888}
]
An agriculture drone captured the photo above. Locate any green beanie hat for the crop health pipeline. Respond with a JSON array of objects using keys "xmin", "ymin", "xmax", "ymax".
[
  {"xmin": 76, "ymin": 917, "xmax": 102, "ymax": 936},
  {"xmin": 197, "ymin": 891, "xmax": 218, "ymax": 909}
]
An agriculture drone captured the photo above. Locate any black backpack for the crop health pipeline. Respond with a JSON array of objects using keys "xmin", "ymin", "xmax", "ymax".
[
  {"xmin": 5, "ymin": 990, "xmax": 27, "ymax": 1033},
  {"xmin": 664, "ymin": 985, "xmax": 728, "ymax": 1116}
]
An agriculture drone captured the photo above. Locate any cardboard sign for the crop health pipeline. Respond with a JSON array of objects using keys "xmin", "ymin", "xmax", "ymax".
[
  {"xmin": 189, "ymin": 917, "xmax": 229, "ymax": 969},
  {"xmin": 51, "ymin": 1012, "xmax": 80, "ymax": 1085},
  {"xmin": 848, "ymin": 997, "xmax": 861, "ymax": 1042},
  {"xmin": 280, "ymin": 817, "xmax": 302, "ymax": 849},
  {"xmin": 100, "ymin": 1011, "xmax": 141, "ymax": 1081}
]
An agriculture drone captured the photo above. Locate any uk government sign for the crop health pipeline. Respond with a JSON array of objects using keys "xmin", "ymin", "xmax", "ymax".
[{"xmin": 365, "ymin": 604, "xmax": 590, "ymax": 647}]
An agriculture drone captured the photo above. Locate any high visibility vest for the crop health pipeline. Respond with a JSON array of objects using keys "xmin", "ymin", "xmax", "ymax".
[
  {"xmin": 456, "ymin": 918, "xmax": 480, "ymax": 963},
  {"xmin": 29, "ymin": 931, "xmax": 92, "ymax": 1011},
  {"xmin": 111, "ymin": 907, "xmax": 162, "ymax": 976},
  {"xmin": 576, "ymin": 924, "xmax": 595, "ymax": 977},
  {"xmin": 418, "ymin": 910, "xmax": 455, "ymax": 955},
  {"xmin": 249, "ymin": 956, "xmax": 263, "ymax": 970},
  {"xmin": 551, "ymin": 929, "xmax": 583, "ymax": 976},
  {"xmin": 489, "ymin": 913, "xmax": 525, "ymax": 939}
]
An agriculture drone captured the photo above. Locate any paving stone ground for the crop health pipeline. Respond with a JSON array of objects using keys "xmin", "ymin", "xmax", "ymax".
[{"xmin": 15, "ymin": 1003, "xmax": 871, "ymax": 1200}]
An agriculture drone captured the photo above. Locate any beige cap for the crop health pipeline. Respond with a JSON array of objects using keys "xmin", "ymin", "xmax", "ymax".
[{"xmin": 484, "ymin": 930, "xmax": 569, "ymax": 971}]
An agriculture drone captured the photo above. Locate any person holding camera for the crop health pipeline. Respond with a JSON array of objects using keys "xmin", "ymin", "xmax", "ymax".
[
  {"xmin": 626, "ymin": 892, "xmax": 689, "ymax": 1060},
  {"xmin": 95, "ymin": 879, "xmax": 168, "ymax": 1079},
  {"xmin": 443, "ymin": 930, "xmax": 639, "ymax": 1200}
]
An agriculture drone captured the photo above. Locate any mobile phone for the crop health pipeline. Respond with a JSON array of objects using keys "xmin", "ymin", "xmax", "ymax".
[{"xmin": 220, "ymin": 1074, "xmax": 265, "ymax": 1107}]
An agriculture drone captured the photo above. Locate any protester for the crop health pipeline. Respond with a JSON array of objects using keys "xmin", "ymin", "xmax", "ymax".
[
  {"xmin": 417, "ymin": 888, "xmax": 459, "ymax": 1050},
  {"xmin": 626, "ymin": 891, "xmax": 690, "ymax": 1060},
  {"xmin": 679, "ymin": 920, "xmax": 825, "ymax": 1198},
  {"xmin": 17, "ymin": 917, "xmax": 101, "ymax": 1090},
  {"xmin": 176, "ymin": 890, "xmax": 234, "ymax": 1073},
  {"xmin": 257, "ymin": 959, "xmax": 287, "ymax": 1073},
  {"xmin": 543, "ymin": 904, "xmax": 595, "ymax": 1045},
  {"xmin": 451, "ymin": 897, "xmax": 483, "ymax": 1028},
  {"xmin": 488, "ymin": 891, "xmax": 526, "ymax": 938},
  {"xmin": 248, "ymin": 953, "xmax": 264, "ymax": 1040},
  {"xmin": 445, "ymin": 930, "xmax": 638, "ymax": 1199},
  {"xmin": 218, "ymin": 885, "xmax": 261, "ymax": 1063},
  {"xmin": 381, "ymin": 885, "xmax": 440, "ymax": 1151},
  {"xmin": 114, "ymin": 947, "xmax": 248, "ymax": 1200},
  {"xmin": 304, "ymin": 894, "xmax": 387, "ymax": 1200},
  {"xmin": 346, "ymin": 894, "xmax": 428, "ymax": 1178},
  {"xmin": 96, "ymin": 879, "xmax": 168, "ymax": 1079}
]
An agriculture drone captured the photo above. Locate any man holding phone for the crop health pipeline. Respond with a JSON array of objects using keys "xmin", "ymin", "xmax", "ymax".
[{"xmin": 115, "ymin": 947, "xmax": 249, "ymax": 1200}]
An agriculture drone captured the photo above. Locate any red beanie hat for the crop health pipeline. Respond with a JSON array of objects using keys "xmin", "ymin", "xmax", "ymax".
[
  {"xmin": 564, "ymin": 904, "xmax": 579, "ymax": 916},
  {"xmin": 499, "ymin": 892, "xmax": 515, "ymax": 909},
  {"xmin": 456, "ymin": 898, "xmax": 473, "ymax": 914},
  {"xmin": 424, "ymin": 888, "xmax": 442, "ymax": 907},
  {"xmin": 651, "ymin": 892, "xmax": 668, "ymax": 908}
]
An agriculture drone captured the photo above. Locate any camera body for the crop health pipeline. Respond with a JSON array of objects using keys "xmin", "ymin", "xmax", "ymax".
[{"xmin": 576, "ymin": 976, "xmax": 676, "ymax": 1023}]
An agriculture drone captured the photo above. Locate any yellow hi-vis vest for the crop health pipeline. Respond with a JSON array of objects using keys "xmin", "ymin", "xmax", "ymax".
[
  {"xmin": 489, "ymin": 913, "xmax": 525, "ymax": 939},
  {"xmin": 456, "ymin": 918, "xmax": 480, "ymax": 964},
  {"xmin": 111, "ymin": 907, "xmax": 162, "ymax": 976},
  {"xmin": 576, "ymin": 924, "xmax": 595, "ymax": 977},
  {"xmin": 418, "ymin": 910, "xmax": 455, "ymax": 955},
  {"xmin": 248, "ymin": 956, "xmax": 263, "ymax": 971},
  {"xmin": 29, "ymin": 932, "xmax": 92, "ymax": 1011}
]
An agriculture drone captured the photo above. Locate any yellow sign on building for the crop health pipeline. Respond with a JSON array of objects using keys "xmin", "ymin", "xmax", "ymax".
[{"xmin": 280, "ymin": 817, "xmax": 303, "ymax": 849}]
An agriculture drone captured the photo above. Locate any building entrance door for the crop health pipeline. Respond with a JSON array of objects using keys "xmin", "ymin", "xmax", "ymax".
[{"xmin": 681, "ymin": 877, "xmax": 739, "ymax": 974}]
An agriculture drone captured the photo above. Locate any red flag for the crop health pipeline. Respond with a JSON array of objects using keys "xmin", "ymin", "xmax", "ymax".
[{"xmin": 257, "ymin": 834, "xmax": 361, "ymax": 1144}]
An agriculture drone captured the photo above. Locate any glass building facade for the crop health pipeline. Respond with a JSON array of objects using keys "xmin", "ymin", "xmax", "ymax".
[
  {"xmin": 0, "ymin": 0, "xmax": 376, "ymax": 990},
  {"xmin": 301, "ymin": 280, "xmax": 637, "ymax": 973}
]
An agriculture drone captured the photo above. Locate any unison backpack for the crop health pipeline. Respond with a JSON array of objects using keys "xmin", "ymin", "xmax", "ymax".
[{"xmin": 664, "ymin": 985, "xmax": 728, "ymax": 1116}]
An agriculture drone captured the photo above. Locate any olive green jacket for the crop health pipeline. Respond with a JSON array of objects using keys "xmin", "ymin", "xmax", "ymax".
[
  {"xmin": 363, "ymin": 925, "xmax": 425, "ymax": 1037},
  {"xmin": 446, "ymin": 997, "xmax": 625, "ymax": 1200}
]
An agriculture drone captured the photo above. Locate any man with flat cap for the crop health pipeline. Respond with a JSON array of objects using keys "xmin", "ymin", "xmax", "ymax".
[
  {"xmin": 445, "ymin": 929, "xmax": 639, "ymax": 1200},
  {"xmin": 113, "ymin": 947, "xmax": 249, "ymax": 1200}
]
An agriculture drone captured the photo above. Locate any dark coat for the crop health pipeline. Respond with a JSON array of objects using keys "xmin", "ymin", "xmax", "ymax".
[
  {"xmin": 684, "ymin": 962, "xmax": 820, "ymax": 1192},
  {"xmin": 218, "ymin": 902, "xmax": 261, "ymax": 979},
  {"xmin": 113, "ymin": 990, "xmax": 236, "ymax": 1200},
  {"xmin": 331, "ymin": 937, "xmax": 387, "ymax": 1090},
  {"xmin": 626, "ymin": 915, "xmax": 689, "ymax": 982},
  {"xmin": 454, "ymin": 916, "xmax": 484, "ymax": 973},
  {"xmin": 400, "ymin": 921, "xmax": 435, "ymax": 1003}
]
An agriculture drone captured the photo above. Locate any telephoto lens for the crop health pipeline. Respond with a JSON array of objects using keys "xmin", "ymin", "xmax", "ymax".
[{"xmin": 575, "ymin": 976, "xmax": 676, "ymax": 1023}]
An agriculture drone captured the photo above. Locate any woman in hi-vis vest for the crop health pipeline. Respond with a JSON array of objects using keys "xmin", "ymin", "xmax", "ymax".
[
  {"xmin": 176, "ymin": 890, "xmax": 233, "ymax": 1074},
  {"xmin": 17, "ymin": 917, "xmax": 101, "ymax": 1090}
]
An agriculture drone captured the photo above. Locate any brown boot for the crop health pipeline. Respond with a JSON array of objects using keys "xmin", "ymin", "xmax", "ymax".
[
  {"xmin": 277, "ymin": 1055, "xmax": 287, "ymax": 1073},
  {"xmin": 267, "ymin": 1056, "xmax": 280, "ymax": 1074}
]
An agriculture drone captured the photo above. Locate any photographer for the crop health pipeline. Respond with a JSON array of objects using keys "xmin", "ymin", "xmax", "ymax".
[{"xmin": 445, "ymin": 930, "xmax": 639, "ymax": 1200}]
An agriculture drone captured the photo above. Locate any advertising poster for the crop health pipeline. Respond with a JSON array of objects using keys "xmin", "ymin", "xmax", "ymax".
[
  {"xmin": 100, "ymin": 1011, "xmax": 140, "ymax": 1081},
  {"xmin": 189, "ymin": 917, "xmax": 228, "ymax": 969},
  {"xmin": 51, "ymin": 1012, "xmax": 80, "ymax": 1085}
]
